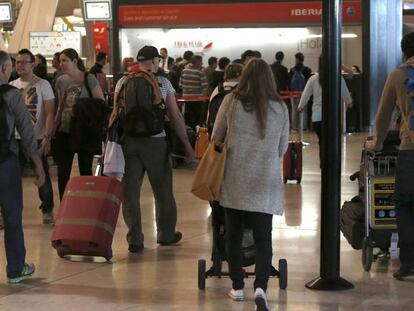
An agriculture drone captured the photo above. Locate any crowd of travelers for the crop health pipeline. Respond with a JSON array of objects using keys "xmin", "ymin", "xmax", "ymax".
[{"xmin": 0, "ymin": 31, "xmax": 413, "ymax": 310}]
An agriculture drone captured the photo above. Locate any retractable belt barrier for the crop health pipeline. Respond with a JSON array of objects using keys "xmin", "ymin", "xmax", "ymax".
[{"xmin": 279, "ymin": 91, "xmax": 302, "ymax": 100}]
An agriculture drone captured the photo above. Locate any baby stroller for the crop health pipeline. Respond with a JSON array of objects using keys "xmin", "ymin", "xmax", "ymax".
[
  {"xmin": 197, "ymin": 201, "xmax": 288, "ymax": 290},
  {"xmin": 347, "ymin": 132, "xmax": 399, "ymax": 271}
]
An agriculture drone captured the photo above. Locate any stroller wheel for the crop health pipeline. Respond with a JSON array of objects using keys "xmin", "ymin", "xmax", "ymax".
[
  {"xmin": 362, "ymin": 238, "xmax": 373, "ymax": 272},
  {"xmin": 198, "ymin": 259, "xmax": 206, "ymax": 290},
  {"xmin": 278, "ymin": 259, "xmax": 288, "ymax": 289}
]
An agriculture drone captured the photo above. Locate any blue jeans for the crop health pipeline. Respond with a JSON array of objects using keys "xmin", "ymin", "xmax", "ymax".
[
  {"xmin": 0, "ymin": 155, "xmax": 26, "ymax": 278},
  {"xmin": 17, "ymin": 139, "xmax": 54, "ymax": 213},
  {"xmin": 394, "ymin": 150, "xmax": 414, "ymax": 265}
]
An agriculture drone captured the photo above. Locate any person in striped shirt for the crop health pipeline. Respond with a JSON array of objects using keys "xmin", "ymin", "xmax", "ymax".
[{"xmin": 179, "ymin": 55, "xmax": 208, "ymax": 96}]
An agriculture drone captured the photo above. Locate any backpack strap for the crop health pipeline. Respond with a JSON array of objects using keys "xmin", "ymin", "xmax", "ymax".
[
  {"xmin": 0, "ymin": 84, "xmax": 16, "ymax": 144},
  {"xmin": 84, "ymin": 72, "xmax": 93, "ymax": 98}
]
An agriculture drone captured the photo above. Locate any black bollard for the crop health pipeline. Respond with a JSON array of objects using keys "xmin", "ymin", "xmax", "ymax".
[{"xmin": 305, "ymin": 0, "xmax": 354, "ymax": 290}]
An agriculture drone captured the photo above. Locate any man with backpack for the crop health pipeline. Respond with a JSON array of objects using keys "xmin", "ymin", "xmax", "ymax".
[
  {"xmin": 288, "ymin": 52, "xmax": 312, "ymax": 131},
  {"xmin": 0, "ymin": 50, "xmax": 45, "ymax": 283},
  {"xmin": 366, "ymin": 32, "xmax": 414, "ymax": 280},
  {"xmin": 112, "ymin": 46, "xmax": 195, "ymax": 253}
]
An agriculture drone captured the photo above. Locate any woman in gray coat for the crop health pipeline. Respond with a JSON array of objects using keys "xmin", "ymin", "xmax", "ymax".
[{"xmin": 211, "ymin": 58, "xmax": 289, "ymax": 310}]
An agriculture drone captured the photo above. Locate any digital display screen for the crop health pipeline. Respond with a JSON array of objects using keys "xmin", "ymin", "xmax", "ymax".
[
  {"xmin": 0, "ymin": 3, "xmax": 12, "ymax": 22},
  {"xmin": 84, "ymin": 1, "xmax": 111, "ymax": 21}
]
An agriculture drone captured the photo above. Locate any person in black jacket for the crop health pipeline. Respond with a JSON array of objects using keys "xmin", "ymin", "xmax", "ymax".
[
  {"xmin": 89, "ymin": 52, "xmax": 107, "ymax": 76},
  {"xmin": 34, "ymin": 54, "xmax": 47, "ymax": 80},
  {"xmin": 288, "ymin": 52, "xmax": 312, "ymax": 130},
  {"xmin": 271, "ymin": 51, "xmax": 291, "ymax": 125},
  {"xmin": 270, "ymin": 51, "xmax": 289, "ymax": 93}
]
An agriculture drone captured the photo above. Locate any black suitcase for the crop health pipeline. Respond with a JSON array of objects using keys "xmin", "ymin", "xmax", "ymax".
[
  {"xmin": 340, "ymin": 196, "xmax": 365, "ymax": 249},
  {"xmin": 166, "ymin": 124, "xmax": 196, "ymax": 168}
]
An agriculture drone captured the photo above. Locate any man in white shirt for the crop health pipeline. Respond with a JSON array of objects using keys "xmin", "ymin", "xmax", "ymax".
[{"xmin": 10, "ymin": 49, "xmax": 55, "ymax": 224}]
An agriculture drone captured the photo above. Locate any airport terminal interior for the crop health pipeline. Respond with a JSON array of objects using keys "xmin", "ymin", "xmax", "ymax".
[
  {"xmin": 1, "ymin": 133, "xmax": 413, "ymax": 310},
  {"xmin": 0, "ymin": 0, "xmax": 414, "ymax": 310}
]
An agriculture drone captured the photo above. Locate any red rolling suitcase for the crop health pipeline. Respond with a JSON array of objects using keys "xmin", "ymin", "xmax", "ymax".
[
  {"xmin": 283, "ymin": 113, "xmax": 303, "ymax": 184},
  {"xmin": 51, "ymin": 174, "xmax": 123, "ymax": 260}
]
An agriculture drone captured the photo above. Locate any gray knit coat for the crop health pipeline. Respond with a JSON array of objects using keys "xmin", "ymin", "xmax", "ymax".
[{"xmin": 211, "ymin": 94, "xmax": 289, "ymax": 215}]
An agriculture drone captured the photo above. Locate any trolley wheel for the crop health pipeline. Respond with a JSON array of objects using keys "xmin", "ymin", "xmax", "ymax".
[
  {"xmin": 198, "ymin": 259, "xmax": 206, "ymax": 290},
  {"xmin": 172, "ymin": 158, "xmax": 179, "ymax": 169},
  {"xmin": 362, "ymin": 238, "xmax": 373, "ymax": 272},
  {"xmin": 297, "ymin": 178, "xmax": 301, "ymax": 184},
  {"xmin": 57, "ymin": 252, "xmax": 65, "ymax": 258},
  {"xmin": 283, "ymin": 178, "xmax": 288, "ymax": 184},
  {"xmin": 278, "ymin": 259, "xmax": 288, "ymax": 289}
]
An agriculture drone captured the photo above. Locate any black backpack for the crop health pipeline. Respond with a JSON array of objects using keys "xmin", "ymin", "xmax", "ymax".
[
  {"xmin": 207, "ymin": 83, "xmax": 236, "ymax": 136},
  {"xmin": 0, "ymin": 84, "xmax": 15, "ymax": 163},
  {"xmin": 121, "ymin": 71, "xmax": 166, "ymax": 138}
]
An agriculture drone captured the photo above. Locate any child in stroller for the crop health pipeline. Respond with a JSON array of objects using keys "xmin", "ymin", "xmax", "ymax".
[{"xmin": 197, "ymin": 201, "xmax": 288, "ymax": 290}]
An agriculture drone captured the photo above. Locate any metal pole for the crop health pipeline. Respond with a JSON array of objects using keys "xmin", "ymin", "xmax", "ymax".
[{"xmin": 305, "ymin": 0, "xmax": 353, "ymax": 290}]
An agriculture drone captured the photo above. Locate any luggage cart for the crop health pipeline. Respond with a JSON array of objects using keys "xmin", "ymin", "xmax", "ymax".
[{"xmin": 361, "ymin": 149, "xmax": 398, "ymax": 271}]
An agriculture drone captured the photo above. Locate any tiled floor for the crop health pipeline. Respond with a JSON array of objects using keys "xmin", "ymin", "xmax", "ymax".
[{"xmin": 0, "ymin": 132, "xmax": 413, "ymax": 311}]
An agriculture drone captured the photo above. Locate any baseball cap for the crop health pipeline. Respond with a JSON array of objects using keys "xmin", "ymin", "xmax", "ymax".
[{"xmin": 137, "ymin": 46, "xmax": 161, "ymax": 61}]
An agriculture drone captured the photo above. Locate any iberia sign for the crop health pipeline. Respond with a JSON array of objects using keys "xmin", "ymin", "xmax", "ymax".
[{"xmin": 119, "ymin": 1, "xmax": 361, "ymax": 26}]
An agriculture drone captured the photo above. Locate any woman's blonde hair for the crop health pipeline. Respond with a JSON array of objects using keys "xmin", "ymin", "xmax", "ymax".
[{"xmin": 233, "ymin": 58, "xmax": 280, "ymax": 139}]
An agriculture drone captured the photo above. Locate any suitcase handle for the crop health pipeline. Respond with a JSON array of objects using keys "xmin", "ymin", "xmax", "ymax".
[{"xmin": 299, "ymin": 111, "xmax": 303, "ymax": 143}]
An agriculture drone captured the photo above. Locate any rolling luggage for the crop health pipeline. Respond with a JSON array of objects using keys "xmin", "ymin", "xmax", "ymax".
[
  {"xmin": 51, "ymin": 174, "xmax": 123, "ymax": 261},
  {"xmin": 166, "ymin": 124, "xmax": 196, "ymax": 168},
  {"xmin": 283, "ymin": 113, "xmax": 303, "ymax": 184}
]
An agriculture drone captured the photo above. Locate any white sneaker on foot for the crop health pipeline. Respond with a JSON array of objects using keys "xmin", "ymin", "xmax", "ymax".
[
  {"xmin": 228, "ymin": 288, "xmax": 244, "ymax": 301},
  {"xmin": 254, "ymin": 288, "xmax": 269, "ymax": 311}
]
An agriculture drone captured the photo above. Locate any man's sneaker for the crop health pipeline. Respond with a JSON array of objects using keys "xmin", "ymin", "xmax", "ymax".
[
  {"xmin": 393, "ymin": 264, "xmax": 414, "ymax": 280},
  {"xmin": 128, "ymin": 244, "xmax": 144, "ymax": 253},
  {"xmin": 7, "ymin": 263, "xmax": 35, "ymax": 284},
  {"xmin": 254, "ymin": 288, "xmax": 269, "ymax": 311},
  {"xmin": 228, "ymin": 288, "xmax": 244, "ymax": 301},
  {"xmin": 157, "ymin": 231, "xmax": 182, "ymax": 245},
  {"xmin": 42, "ymin": 212, "xmax": 54, "ymax": 225}
]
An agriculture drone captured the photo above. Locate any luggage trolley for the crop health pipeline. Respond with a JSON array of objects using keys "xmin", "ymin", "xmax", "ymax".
[{"xmin": 361, "ymin": 149, "xmax": 398, "ymax": 271}]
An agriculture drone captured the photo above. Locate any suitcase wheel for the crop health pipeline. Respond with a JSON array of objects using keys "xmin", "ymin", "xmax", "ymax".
[
  {"xmin": 362, "ymin": 238, "xmax": 373, "ymax": 272},
  {"xmin": 297, "ymin": 178, "xmax": 301, "ymax": 184},
  {"xmin": 283, "ymin": 178, "xmax": 288, "ymax": 184},
  {"xmin": 278, "ymin": 259, "xmax": 288, "ymax": 289},
  {"xmin": 198, "ymin": 259, "xmax": 206, "ymax": 290},
  {"xmin": 57, "ymin": 252, "xmax": 66, "ymax": 258}
]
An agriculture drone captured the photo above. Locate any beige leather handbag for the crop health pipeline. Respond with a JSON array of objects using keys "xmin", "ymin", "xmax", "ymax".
[{"xmin": 191, "ymin": 101, "xmax": 236, "ymax": 201}]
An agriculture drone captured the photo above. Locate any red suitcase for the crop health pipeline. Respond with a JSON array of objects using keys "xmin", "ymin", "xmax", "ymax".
[
  {"xmin": 283, "ymin": 112, "xmax": 303, "ymax": 184},
  {"xmin": 51, "ymin": 176, "xmax": 123, "ymax": 260},
  {"xmin": 283, "ymin": 141, "xmax": 303, "ymax": 184}
]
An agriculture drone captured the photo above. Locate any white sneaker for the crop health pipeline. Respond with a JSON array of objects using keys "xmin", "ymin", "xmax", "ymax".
[
  {"xmin": 254, "ymin": 288, "xmax": 269, "ymax": 311},
  {"xmin": 228, "ymin": 288, "xmax": 244, "ymax": 301}
]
